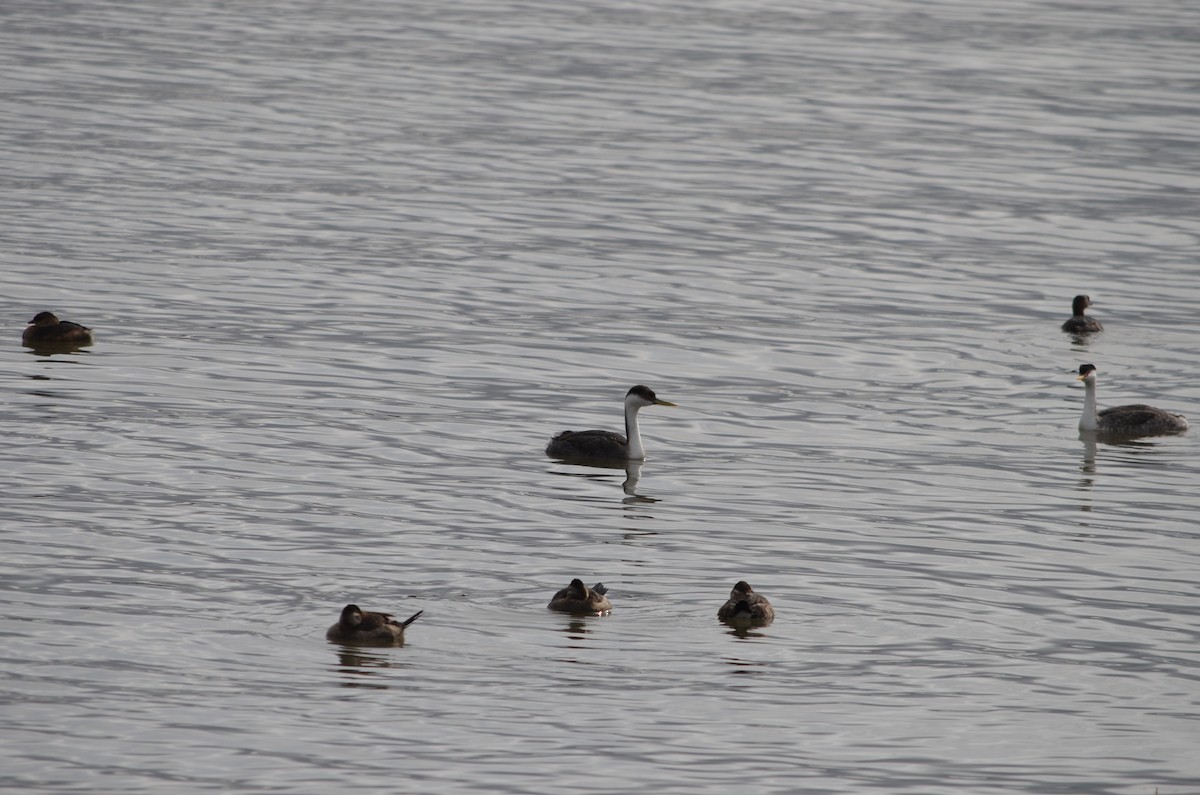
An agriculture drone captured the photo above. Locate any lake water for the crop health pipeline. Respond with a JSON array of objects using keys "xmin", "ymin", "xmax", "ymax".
[{"xmin": 2, "ymin": 0, "xmax": 1199, "ymax": 793}]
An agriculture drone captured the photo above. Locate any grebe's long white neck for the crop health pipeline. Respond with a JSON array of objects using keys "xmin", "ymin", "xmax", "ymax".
[
  {"xmin": 624, "ymin": 395, "xmax": 647, "ymax": 460},
  {"xmin": 1079, "ymin": 373, "xmax": 1099, "ymax": 431}
]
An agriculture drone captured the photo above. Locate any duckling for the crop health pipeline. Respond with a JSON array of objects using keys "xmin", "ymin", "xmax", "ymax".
[
  {"xmin": 547, "ymin": 579, "xmax": 612, "ymax": 614},
  {"xmin": 717, "ymin": 581, "xmax": 774, "ymax": 625},
  {"xmin": 325, "ymin": 604, "xmax": 423, "ymax": 645},
  {"xmin": 22, "ymin": 311, "xmax": 94, "ymax": 346},
  {"xmin": 1061, "ymin": 295, "xmax": 1103, "ymax": 334}
]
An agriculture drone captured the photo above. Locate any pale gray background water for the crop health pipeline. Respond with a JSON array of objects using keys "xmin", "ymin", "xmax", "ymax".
[{"xmin": 2, "ymin": 0, "xmax": 1198, "ymax": 793}]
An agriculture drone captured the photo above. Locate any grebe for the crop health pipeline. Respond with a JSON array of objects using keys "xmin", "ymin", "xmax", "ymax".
[
  {"xmin": 1075, "ymin": 364, "xmax": 1188, "ymax": 436},
  {"xmin": 22, "ymin": 311, "xmax": 94, "ymax": 346},
  {"xmin": 546, "ymin": 385, "xmax": 676, "ymax": 460},
  {"xmin": 1061, "ymin": 295, "xmax": 1103, "ymax": 334}
]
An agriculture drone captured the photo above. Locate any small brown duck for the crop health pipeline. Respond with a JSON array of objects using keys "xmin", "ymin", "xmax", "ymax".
[
  {"xmin": 547, "ymin": 579, "xmax": 612, "ymax": 614},
  {"xmin": 717, "ymin": 581, "xmax": 774, "ymax": 625},
  {"xmin": 325, "ymin": 604, "xmax": 423, "ymax": 645},
  {"xmin": 22, "ymin": 311, "xmax": 94, "ymax": 346},
  {"xmin": 1061, "ymin": 295, "xmax": 1103, "ymax": 334}
]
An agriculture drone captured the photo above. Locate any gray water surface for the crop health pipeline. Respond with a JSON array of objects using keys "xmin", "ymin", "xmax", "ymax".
[{"xmin": 3, "ymin": 1, "xmax": 1199, "ymax": 793}]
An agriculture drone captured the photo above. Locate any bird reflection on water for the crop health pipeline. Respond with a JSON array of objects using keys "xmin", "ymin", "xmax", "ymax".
[
  {"xmin": 723, "ymin": 656, "xmax": 770, "ymax": 672},
  {"xmin": 723, "ymin": 625, "xmax": 772, "ymax": 641},
  {"xmin": 557, "ymin": 618, "xmax": 594, "ymax": 642},
  {"xmin": 547, "ymin": 458, "xmax": 660, "ymax": 503},
  {"xmin": 25, "ymin": 341, "xmax": 94, "ymax": 357},
  {"xmin": 1076, "ymin": 432, "xmax": 1177, "ymax": 502},
  {"xmin": 330, "ymin": 647, "xmax": 405, "ymax": 690}
]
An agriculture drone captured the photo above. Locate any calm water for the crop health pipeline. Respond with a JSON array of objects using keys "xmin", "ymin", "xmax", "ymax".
[{"xmin": 2, "ymin": 0, "xmax": 1199, "ymax": 793}]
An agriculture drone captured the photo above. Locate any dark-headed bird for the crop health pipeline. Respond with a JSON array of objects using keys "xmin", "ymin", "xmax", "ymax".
[
  {"xmin": 717, "ymin": 581, "xmax": 774, "ymax": 625},
  {"xmin": 326, "ymin": 604, "xmax": 423, "ymax": 645},
  {"xmin": 22, "ymin": 311, "xmax": 94, "ymax": 346},
  {"xmin": 1061, "ymin": 295, "xmax": 1103, "ymax": 334},
  {"xmin": 547, "ymin": 579, "xmax": 612, "ymax": 614}
]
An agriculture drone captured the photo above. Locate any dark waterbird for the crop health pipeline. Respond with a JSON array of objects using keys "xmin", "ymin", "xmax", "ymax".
[
  {"xmin": 1061, "ymin": 295, "xmax": 1103, "ymax": 334},
  {"xmin": 717, "ymin": 581, "xmax": 774, "ymax": 625},
  {"xmin": 326, "ymin": 604, "xmax": 423, "ymax": 645},
  {"xmin": 22, "ymin": 311, "xmax": 94, "ymax": 347},
  {"xmin": 547, "ymin": 579, "xmax": 612, "ymax": 614}
]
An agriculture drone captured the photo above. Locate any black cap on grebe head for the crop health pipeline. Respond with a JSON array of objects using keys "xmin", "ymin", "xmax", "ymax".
[
  {"xmin": 1071, "ymin": 295, "xmax": 1092, "ymax": 315},
  {"xmin": 626, "ymin": 385, "xmax": 677, "ymax": 407}
]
